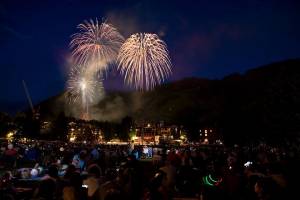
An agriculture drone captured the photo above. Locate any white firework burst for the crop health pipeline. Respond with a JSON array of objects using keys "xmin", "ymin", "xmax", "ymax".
[{"xmin": 66, "ymin": 66, "xmax": 104, "ymax": 106}]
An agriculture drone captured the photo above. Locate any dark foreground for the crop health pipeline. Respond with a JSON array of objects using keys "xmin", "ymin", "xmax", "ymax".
[{"xmin": 0, "ymin": 139, "xmax": 299, "ymax": 200}]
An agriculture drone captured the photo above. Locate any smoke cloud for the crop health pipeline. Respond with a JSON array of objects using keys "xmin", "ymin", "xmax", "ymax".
[{"xmin": 62, "ymin": 91, "xmax": 143, "ymax": 122}]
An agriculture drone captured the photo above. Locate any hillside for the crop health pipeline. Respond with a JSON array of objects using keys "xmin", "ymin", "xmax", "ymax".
[{"xmin": 37, "ymin": 59, "xmax": 300, "ymax": 141}]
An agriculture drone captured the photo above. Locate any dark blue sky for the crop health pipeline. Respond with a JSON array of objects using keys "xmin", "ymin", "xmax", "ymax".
[{"xmin": 0, "ymin": 0, "xmax": 299, "ymax": 111}]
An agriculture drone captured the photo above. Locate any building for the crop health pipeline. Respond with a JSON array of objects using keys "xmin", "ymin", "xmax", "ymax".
[
  {"xmin": 133, "ymin": 122, "xmax": 180, "ymax": 145},
  {"xmin": 199, "ymin": 128, "xmax": 222, "ymax": 144},
  {"xmin": 67, "ymin": 121, "xmax": 103, "ymax": 143}
]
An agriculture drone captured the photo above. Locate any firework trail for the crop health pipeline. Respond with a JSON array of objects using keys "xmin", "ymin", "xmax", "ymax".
[
  {"xmin": 117, "ymin": 33, "xmax": 172, "ymax": 90},
  {"xmin": 70, "ymin": 19, "xmax": 124, "ymax": 74}
]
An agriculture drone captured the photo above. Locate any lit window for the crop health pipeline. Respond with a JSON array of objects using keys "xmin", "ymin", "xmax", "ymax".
[
  {"xmin": 205, "ymin": 133, "xmax": 208, "ymax": 137},
  {"xmin": 205, "ymin": 130, "xmax": 207, "ymax": 133},
  {"xmin": 210, "ymin": 129, "xmax": 212, "ymax": 132}
]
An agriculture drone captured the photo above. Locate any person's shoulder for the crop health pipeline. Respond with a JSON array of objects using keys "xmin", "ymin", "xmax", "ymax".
[
  {"xmin": 63, "ymin": 186, "xmax": 75, "ymax": 192},
  {"xmin": 63, "ymin": 186, "xmax": 76, "ymax": 200}
]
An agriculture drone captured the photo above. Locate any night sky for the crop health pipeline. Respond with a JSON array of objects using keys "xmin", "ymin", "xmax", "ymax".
[{"xmin": 0, "ymin": 0, "xmax": 299, "ymax": 112}]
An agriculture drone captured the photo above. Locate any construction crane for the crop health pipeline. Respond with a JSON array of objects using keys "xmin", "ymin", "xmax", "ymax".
[
  {"xmin": 22, "ymin": 80, "xmax": 34, "ymax": 113},
  {"xmin": 22, "ymin": 80, "xmax": 39, "ymax": 119}
]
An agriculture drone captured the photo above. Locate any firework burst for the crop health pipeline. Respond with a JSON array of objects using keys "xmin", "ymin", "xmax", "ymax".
[
  {"xmin": 66, "ymin": 66, "xmax": 104, "ymax": 106},
  {"xmin": 70, "ymin": 19, "xmax": 124, "ymax": 73},
  {"xmin": 117, "ymin": 33, "xmax": 172, "ymax": 90}
]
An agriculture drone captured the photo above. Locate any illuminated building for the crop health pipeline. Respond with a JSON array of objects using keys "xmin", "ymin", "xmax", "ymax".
[
  {"xmin": 134, "ymin": 122, "xmax": 180, "ymax": 145},
  {"xmin": 199, "ymin": 128, "xmax": 222, "ymax": 144},
  {"xmin": 67, "ymin": 121, "xmax": 103, "ymax": 143}
]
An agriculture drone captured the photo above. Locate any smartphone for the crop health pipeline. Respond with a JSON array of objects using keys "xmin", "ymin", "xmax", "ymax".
[{"xmin": 244, "ymin": 161, "xmax": 253, "ymax": 167}]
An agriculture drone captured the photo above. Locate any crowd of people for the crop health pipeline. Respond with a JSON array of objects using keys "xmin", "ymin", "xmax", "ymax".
[{"xmin": 0, "ymin": 138, "xmax": 299, "ymax": 200}]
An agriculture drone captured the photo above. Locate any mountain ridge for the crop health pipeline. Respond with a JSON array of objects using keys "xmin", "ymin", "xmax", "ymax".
[{"xmin": 34, "ymin": 58, "xmax": 300, "ymax": 140}]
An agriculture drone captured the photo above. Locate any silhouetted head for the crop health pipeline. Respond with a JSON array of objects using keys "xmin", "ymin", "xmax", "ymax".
[
  {"xmin": 87, "ymin": 164, "xmax": 102, "ymax": 178},
  {"xmin": 48, "ymin": 164, "xmax": 58, "ymax": 178}
]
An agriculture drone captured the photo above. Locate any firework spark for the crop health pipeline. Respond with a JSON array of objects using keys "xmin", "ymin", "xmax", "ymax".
[
  {"xmin": 66, "ymin": 66, "xmax": 104, "ymax": 106},
  {"xmin": 117, "ymin": 33, "xmax": 172, "ymax": 90},
  {"xmin": 70, "ymin": 19, "xmax": 124, "ymax": 73}
]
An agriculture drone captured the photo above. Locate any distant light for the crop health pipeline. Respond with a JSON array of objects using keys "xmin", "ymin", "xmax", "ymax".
[
  {"xmin": 215, "ymin": 139, "xmax": 223, "ymax": 145},
  {"xmin": 205, "ymin": 133, "xmax": 208, "ymax": 137},
  {"xmin": 6, "ymin": 132, "xmax": 15, "ymax": 141},
  {"xmin": 205, "ymin": 130, "xmax": 207, "ymax": 133},
  {"xmin": 6, "ymin": 132, "xmax": 14, "ymax": 138},
  {"xmin": 131, "ymin": 136, "xmax": 138, "ymax": 141},
  {"xmin": 69, "ymin": 136, "xmax": 76, "ymax": 142},
  {"xmin": 147, "ymin": 123, "xmax": 151, "ymax": 128}
]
